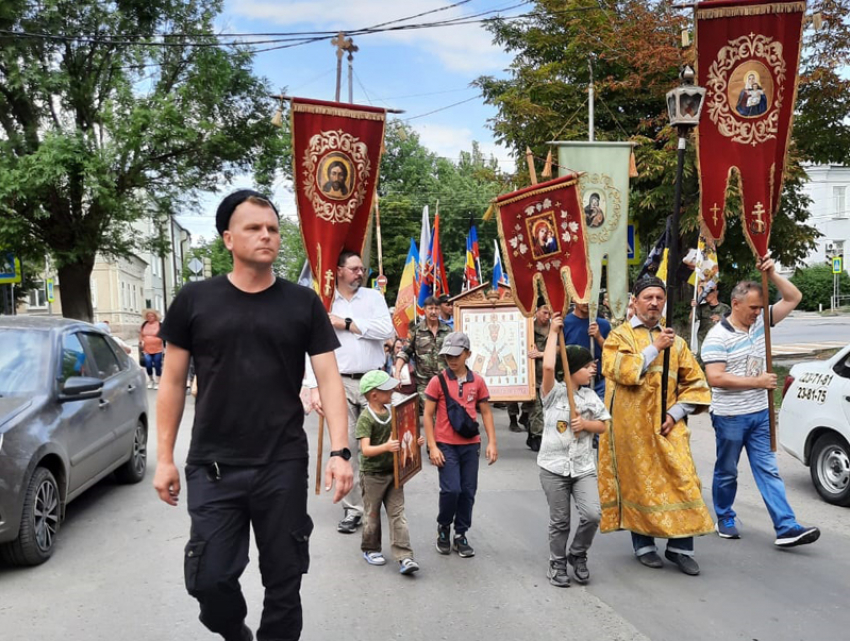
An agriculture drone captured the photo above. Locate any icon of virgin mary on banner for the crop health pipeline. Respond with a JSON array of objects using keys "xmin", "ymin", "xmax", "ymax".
[
  {"xmin": 493, "ymin": 174, "xmax": 591, "ymax": 318},
  {"xmin": 695, "ymin": 0, "xmax": 806, "ymax": 257},
  {"xmin": 291, "ymin": 97, "xmax": 387, "ymax": 310}
]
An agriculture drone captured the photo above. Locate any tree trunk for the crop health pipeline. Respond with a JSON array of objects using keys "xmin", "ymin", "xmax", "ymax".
[{"xmin": 58, "ymin": 260, "xmax": 95, "ymax": 322}]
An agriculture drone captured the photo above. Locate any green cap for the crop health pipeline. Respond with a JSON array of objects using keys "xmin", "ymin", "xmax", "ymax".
[{"xmin": 359, "ymin": 370, "xmax": 399, "ymax": 395}]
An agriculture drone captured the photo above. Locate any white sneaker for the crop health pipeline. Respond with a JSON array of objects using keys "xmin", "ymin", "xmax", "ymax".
[
  {"xmin": 363, "ymin": 552, "xmax": 387, "ymax": 566},
  {"xmin": 399, "ymin": 558, "xmax": 420, "ymax": 575},
  {"xmin": 147, "ymin": 380, "xmax": 155, "ymax": 389}
]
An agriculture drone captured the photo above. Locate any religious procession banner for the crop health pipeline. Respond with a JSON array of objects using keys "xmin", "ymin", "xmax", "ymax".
[
  {"xmin": 552, "ymin": 141, "xmax": 633, "ymax": 323},
  {"xmin": 291, "ymin": 97, "xmax": 387, "ymax": 309},
  {"xmin": 493, "ymin": 174, "xmax": 591, "ymax": 317},
  {"xmin": 695, "ymin": 0, "xmax": 806, "ymax": 257}
]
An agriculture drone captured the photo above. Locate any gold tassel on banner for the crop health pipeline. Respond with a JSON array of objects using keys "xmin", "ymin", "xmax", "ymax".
[
  {"xmin": 271, "ymin": 97, "xmax": 284, "ymax": 128},
  {"xmin": 681, "ymin": 29, "xmax": 691, "ymax": 47},
  {"xmin": 629, "ymin": 149, "xmax": 639, "ymax": 178},
  {"xmin": 525, "ymin": 146, "xmax": 538, "ymax": 185},
  {"xmin": 813, "ymin": 12, "xmax": 823, "ymax": 31},
  {"xmin": 482, "ymin": 203, "xmax": 495, "ymax": 222},
  {"xmin": 541, "ymin": 149, "xmax": 553, "ymax": 179}
]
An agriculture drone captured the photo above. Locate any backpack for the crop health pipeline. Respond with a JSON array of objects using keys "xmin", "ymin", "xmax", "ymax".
[{"xmin": 437, "ymin": 371, "xmax": 480, "ymax": 439}]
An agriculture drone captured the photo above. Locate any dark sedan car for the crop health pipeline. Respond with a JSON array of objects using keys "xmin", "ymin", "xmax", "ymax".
[{"xmin": 0, "ymin": 316, "xmax": 148, "ymax": 566}]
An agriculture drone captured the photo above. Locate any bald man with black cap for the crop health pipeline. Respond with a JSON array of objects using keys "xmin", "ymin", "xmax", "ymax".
[{"xmin": 154, "ymin": 190, "xmax": 352, "ymax": 641}]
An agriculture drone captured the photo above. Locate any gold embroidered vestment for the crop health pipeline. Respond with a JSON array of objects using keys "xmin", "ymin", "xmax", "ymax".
[{"xmin": 598, "ymin": 323, "xmax": 714, "ymax": 538}]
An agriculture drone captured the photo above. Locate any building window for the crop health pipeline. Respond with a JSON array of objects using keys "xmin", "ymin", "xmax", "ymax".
[
  {"xmin": 834, "ymin": 186, "xmax": 847, "ymax": 218},
  {"xmin": 90, "ymin": 277, "xmax": 98, "ymax": 309},
  {"xmin": 27, "ymin": 281, "xmax": 47, "ymax": 309}
]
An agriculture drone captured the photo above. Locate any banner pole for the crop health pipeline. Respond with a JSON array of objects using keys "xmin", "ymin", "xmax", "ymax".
[
  {"xmin": 762, "ymin": 269, "xmax": 777, "ymax": 451},
  {"xmin": 375, "ymin": 195, "xmax": 384, "ymax": 277},
  {"xmin": 662, "ymin": 132, "xmax": 687, "ymax": 427},
  {"xmin": 315, "ymin": 415, "xmax": 324, "ymax": 495}
]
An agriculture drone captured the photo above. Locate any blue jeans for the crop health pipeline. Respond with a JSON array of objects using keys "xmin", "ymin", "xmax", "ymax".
[
  {"xmin": 144, "ymin": 351, "xmax": 163, "ymax": 377},
  {"xmin": 436, "ymin": 443, "xmax": 480, "ymax": 535},
  {"xmin": 631, "ymin": 533, "xmax": 694, "ymax": 557},
  {"xmin": 711, "ymin": 409, "xmax": 797, "ymax": 535}
]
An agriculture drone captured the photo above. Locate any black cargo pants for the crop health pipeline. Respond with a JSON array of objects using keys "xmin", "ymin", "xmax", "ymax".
[{"xmin": 184, "ymin": 458, "xmax": 313, "ymax": 641}]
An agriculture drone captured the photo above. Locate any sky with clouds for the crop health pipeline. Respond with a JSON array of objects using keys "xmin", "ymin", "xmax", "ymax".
[{"xmin": 176, "ymin": 0, "xmax": 524, "ymax": 241}]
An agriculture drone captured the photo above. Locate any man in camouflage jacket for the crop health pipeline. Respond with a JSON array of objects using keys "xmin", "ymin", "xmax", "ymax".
[{"xmin": 395, "ymin": 296, "xmax": 450, "ymax": 410}]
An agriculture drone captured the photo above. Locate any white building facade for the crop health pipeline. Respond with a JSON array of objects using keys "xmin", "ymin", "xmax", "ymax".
[{"xmin": 801, "ymin": 164, "xmax": 850, "ymax": 274}]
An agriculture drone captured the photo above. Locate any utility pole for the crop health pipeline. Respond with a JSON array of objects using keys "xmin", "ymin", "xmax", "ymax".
[{"xmin": 588, "ymin": 54, "xmax": 595, "ymax": 142}]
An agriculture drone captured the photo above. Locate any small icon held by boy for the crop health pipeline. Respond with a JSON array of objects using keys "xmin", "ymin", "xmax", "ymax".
[{"xmin": 356, "ymin": 370, "xmax": 424, "ymax": 575}]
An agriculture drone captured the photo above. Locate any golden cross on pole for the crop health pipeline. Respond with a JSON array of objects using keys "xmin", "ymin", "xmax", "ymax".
[
  {"xmin": 751, "ymin": 201, "xmax": 766, "ymax": 234},
  {"xmin": 331, "ymin": 31, "xmax": 353, "ymax": 102},
  {"xmin": 710, "ymin": 202, "xmax": 721, "ymax": 225}
]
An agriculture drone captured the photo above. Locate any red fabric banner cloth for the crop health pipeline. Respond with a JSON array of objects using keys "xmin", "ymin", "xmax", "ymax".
[
  {"xmin": 291, "ymin": 97, "xmax": 386, "ymax": 309},
  {"xmin": 494, "ymin": 174, "xmax": 591, "ymax": 317},
  {"xmin": 695, "ymin": 0, "xmax": 806, "ymax": 257}
]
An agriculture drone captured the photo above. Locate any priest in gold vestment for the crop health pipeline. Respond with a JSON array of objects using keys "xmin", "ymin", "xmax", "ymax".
[{"xmin": 598, "ymin": 276, "xmax": 713, "ymax": 576}]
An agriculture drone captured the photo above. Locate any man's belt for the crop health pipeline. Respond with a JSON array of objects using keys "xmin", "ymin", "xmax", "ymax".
[{"xmin": 340, "ymin": 372, "xmax": 367, "ymax": 379}]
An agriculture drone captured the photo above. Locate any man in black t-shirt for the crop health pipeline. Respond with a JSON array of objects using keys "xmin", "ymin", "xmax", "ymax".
[{"xmin": 153, "ymin": 190, "xmax": 352, "ymax": 641}]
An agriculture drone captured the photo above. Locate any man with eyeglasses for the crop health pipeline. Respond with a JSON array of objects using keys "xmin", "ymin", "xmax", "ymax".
[{"xmin": 307, "ymin": 250, "xmax": 395, "ymax": 534}]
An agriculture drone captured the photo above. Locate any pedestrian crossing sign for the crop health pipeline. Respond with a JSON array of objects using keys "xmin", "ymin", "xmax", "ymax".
[
  {"xmin": 0, "ymin": 252, "xmax": 22, "ymax": 285},
  {"xmin": 834, "ymin": 256, "xmax": 843, "ymax": 274}
]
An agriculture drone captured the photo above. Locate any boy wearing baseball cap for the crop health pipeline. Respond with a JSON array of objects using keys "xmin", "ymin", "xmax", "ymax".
[
  {"xmin": 355, "ymin": 370, "xmax": 423, "ymax": 575},
  {"xmin": 423, "ymin": 332, "xmax": 498, "ymax": 558},
  {"xmin": 537, "ymin": 314, "xmax": 610, "ymax": 588}
]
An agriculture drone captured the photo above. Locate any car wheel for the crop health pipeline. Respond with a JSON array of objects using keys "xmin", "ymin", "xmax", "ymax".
[
  {"xmin": 810, "ymin": 433, "xmax": 850, "ymax": 507},
  {"xmin": 0, "ymin": 467, "xmax": 61, "ymax": 566},
  {"xmin": 115, "ymin": 420, "xmax": 147, "ymax": 484}
]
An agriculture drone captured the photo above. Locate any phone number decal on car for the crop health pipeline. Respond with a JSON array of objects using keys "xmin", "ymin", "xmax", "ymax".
[
  {"xmin": 798, "ymin": 372, "xmax": 833, "ymax": 387},
  {"xmin": 796, "ymin": 385, "xmax": 828, "ymax": 404}
]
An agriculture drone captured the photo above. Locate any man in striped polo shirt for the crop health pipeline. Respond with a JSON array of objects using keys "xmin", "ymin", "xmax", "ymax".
[{"xmin": 701, "ymin": 257, "xmax": 819, "ymax": 548}]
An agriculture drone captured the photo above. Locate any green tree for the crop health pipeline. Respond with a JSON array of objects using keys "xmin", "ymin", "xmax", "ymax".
[
  {"xmin": 790, "ymin": 263, "xmax": 850, "ymax": 311},
  {"xmin": 185, "ymin": 217, "xmax": 305, "ymax": 282},
  {"xmin": 372, "ymin": 121, "xmax": 510, "ymax": 303},
  {"xmin": 0, "ymin": 0, "xmax": 287, "ymax": 321},
  {"xmin": 476, "ymin": 0, "xmax": 832, "ymax": 287}
]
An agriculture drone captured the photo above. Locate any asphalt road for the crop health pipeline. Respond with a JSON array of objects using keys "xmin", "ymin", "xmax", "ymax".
[
  {"xmin": 771, "ymin": 312, "xmax": 849, "ymax": 346},
  {"xmin": 2, "ymin": 389, "xmax": 849, "ymax": 641}
]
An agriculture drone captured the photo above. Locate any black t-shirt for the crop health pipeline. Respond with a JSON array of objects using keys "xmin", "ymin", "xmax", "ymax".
[{"xmin": 159, "ymin": 276, "xmax": 339, "ymax": 465}]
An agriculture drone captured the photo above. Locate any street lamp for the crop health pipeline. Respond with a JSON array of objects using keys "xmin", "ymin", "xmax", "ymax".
[{"xmin": 660, "ymin": 65, "xmax": 706, "ymax": 423}]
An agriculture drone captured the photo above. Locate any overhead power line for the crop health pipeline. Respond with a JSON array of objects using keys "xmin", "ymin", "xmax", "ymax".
[{"xmin": 0, "ymin": 1, "xmax": 610, "ymax": 55}]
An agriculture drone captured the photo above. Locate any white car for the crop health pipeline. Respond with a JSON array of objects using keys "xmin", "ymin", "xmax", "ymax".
[{"xmin": 779, "ymin": 344, "xmax": 850, "ymax": 506}]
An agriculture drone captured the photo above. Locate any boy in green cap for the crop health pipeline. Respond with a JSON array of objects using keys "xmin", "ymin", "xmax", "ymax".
[
  {"xmin": 356, "ymin": 370, "xmax": 423, "ymax": 575},
  {"xmin": 538, "ymin": 313, "xmax": 610, "ymax": 588}
]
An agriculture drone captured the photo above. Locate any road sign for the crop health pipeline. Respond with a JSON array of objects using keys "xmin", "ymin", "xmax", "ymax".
[
  {"xmin": 46, "ymin": 278, "xmax": 55, "ymax": 303},
  {"xmin": 376, "ymin": 274, "xmax": 388, "ymax": 288},
  {"xmin": 188, "ymin": 257, "xmax": 204, "ymax": 275},
  {"xmin": 0, "ymin": 251, "xmax": 22, "ymax": 285},
  {"xmin": 833, "ymin": 256, "xmax": 843, "ymax": 274},
  {"xmin": 627, "ymin": 224, "xmax": 641, "ymax": 266}
]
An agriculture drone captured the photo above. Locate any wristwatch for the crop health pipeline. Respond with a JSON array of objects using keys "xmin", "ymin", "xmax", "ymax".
[
  {"xmin": 329, "ymin": 448, "xmax": 352, "ymax": 461},
  {"xmin": 344, "ymin": 317, "xmax": 353, "ymax": 331}
]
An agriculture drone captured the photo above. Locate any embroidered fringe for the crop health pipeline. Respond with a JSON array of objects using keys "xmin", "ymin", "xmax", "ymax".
[
  {"xmin": 494, "ymin": 176, "xmax": 580, "ymax": 209},
  {"xmin": 696, "ymin": 2, "xmax": 806, "ymax": 20},
  {"xmin": 291, "ymin": 103, "xmax": 385, "ymax": 121}
]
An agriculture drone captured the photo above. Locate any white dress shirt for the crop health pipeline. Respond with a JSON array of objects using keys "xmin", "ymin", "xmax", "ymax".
[{"xmin": 304, "ymin": 286, "xmax": 394, "ymax": 386}]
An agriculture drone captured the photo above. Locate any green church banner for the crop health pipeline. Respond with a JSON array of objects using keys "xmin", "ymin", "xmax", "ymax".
[{"xmin": 551, "ymin": 141, "xmax": 633, "ymax": 325}]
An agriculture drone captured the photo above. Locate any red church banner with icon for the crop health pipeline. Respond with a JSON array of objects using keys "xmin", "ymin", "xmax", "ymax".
[
  {"xmin": 695, "ymin": 0, "xmax": 805, "ymax": 257},
  {"xmin": 494, "ymin": 174, "xmax": 591, "ymax": 317},
  {"xmin": 291, "ymin": 98, "xmax": 386, "ymax": 309}
]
